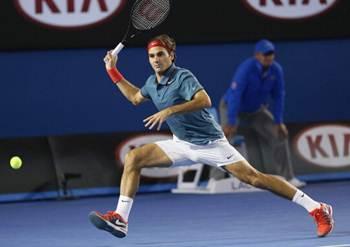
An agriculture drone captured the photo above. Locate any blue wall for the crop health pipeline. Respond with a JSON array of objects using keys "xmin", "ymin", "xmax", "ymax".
[{"xmin": 0, "ymin": 39, "xmax": 349, "ymax": 138}]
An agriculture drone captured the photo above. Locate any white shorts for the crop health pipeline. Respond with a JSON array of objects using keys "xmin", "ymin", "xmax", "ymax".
[{"xmin": 155, "ymin": 136, "xmax": 245, "ymax": 168}]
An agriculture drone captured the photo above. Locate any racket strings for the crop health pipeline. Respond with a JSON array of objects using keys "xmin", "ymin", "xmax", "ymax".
[{"xmin": 131, "ymin": 0, "xmax": 170, "ymax": 31}]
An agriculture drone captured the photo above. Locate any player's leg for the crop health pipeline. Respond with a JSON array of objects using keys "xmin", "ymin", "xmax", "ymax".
[
  {"xmin": 224, "ymin": 160, "xmax": 334, "ymax": 237},
  {"xmin": 120, "ymin": 143, "xmax": 172, "ymax": 197},
  {"xmin": 89, "ymin": 143, "xmax": 172, "ymax": 238},
  {"xmin": 224, "ymin": 159, "xmax": 296, "ymax": 199},
  {"xmin": 208, "ymin": 98, "xmax": 234, "ymax": 181}
]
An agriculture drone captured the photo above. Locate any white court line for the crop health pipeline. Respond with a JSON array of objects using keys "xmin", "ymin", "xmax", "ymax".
[{"xmin": 319, "ymin": 244, "xmax": 350, "ymax": 247}]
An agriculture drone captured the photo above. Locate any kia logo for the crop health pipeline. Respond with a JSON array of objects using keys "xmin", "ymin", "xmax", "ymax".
[
  {"xmin": 244, "ymin": 0, "xmax": 339, "ymax": 19},
  {"xmin": 116, "ymin": 133, "xmax": 180, "ymax": 178},
  {"xmin": 15, "ymin": 0, "xmax": 126, "ymax": 29},
  {"xmin": 294, "ymin": 125, "xmax": 350, "ymax": 168}
]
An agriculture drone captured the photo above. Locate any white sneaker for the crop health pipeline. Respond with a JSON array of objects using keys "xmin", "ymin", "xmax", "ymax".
[{"xmin": 288, "ymin": 177, "xmax": 306, "ymax": 188}]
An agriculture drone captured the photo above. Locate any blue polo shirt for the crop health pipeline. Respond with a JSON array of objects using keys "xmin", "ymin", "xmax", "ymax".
[
  {"xmin": 141, "ymin": 64, "xmax": 224, "ymax": 145},
  {"xmin": 223, "ymin": 58, "xmax": 285, "ymax": 125}
]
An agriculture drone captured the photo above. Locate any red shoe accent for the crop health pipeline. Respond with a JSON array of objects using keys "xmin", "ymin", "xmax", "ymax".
[
  {"xmin": 310, "ymin": 203, "xmax": 334, "ymax": 237},
  {"xmin": 97, "ymin": 211, "xmax": 127, "ymax": 224}
]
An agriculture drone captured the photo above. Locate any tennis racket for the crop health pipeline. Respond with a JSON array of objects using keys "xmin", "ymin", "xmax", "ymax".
[{"xmin": 111, "ymin": 0, "xmax": 171, "ymax": 57}]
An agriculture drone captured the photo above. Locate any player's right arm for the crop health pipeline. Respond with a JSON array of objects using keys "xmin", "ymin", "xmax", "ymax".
[
  {"xmin": 116, "ymin": 79, "xmax": 146, "ymax": 106},
  {"xmin": 104, "ymin": 51, "xmax": 147, "ymax": 106}
]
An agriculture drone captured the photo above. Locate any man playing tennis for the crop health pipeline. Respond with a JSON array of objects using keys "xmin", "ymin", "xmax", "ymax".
[{"xmin": 89, "ymin": 34, "xmax": 334, "ymax": 239}]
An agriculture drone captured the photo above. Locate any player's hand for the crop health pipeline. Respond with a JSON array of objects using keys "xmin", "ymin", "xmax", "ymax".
[
  {"xmin": 143, "ymin": 109, "xmax": 172, "ymax": 131},
  {"xmin": 274, "ymin": 123, "xmax": 288, "ymax": 139},
  {"xmin": 103, "ymin": 51, "xmax": 117, "ymax": 70},
  {"xmin": 223, "ymin": 124, "xmax": 237, "ymax": 140}
]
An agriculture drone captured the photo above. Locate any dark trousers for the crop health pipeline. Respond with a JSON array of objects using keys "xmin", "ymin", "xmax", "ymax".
[{"xmin": 212, "ymin": 99, "xmax": 295, "ymax": 180}]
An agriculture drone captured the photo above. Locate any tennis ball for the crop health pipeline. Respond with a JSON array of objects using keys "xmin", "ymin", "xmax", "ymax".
[{"xmin": 10, "ymin": 156, "xmax": 22, "ymax": 170}]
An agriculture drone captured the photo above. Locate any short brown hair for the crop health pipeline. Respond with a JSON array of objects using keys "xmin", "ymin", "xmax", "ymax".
[{"xmin": 148, "ymin": 34, "xmax": 176, "ymax": 61}]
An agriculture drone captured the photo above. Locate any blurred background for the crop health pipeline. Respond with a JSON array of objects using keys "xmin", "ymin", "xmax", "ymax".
[{"xmin": 0, "ymin": 0, "xmax": 349, "ymax": 202}]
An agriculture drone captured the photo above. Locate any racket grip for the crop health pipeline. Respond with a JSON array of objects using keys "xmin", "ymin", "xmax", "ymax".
[{"xmin": 112, "ymin": 43, "xmax": 125, "ymax": 57}]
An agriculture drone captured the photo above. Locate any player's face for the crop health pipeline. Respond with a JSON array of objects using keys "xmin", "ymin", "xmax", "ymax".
[
  {"xmin": 255, "ymin": 52, "xmax": 275, "ymax": 68},
  {"xmin": 148, "ymin": 47, "xmax": 174, "ymax": 74}
]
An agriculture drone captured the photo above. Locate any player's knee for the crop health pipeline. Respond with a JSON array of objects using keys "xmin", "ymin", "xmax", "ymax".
[{"xmin": 124, "ymin": 149, "xmax": 142, "ymax": 171}]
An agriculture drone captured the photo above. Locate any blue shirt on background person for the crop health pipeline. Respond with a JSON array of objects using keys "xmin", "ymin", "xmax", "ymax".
[
  {"xmin": 218, "ymin": 39, "xmax": 306, "ymax": 188},
  {"xmin": 223, "ymin": 40, "xmax": 285, "ymax": 125}
]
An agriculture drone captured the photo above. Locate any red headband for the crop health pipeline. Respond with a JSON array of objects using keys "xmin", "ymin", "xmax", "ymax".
[{"xmin": 147, "ymin": 40, "xmax": 171, "ymax": 53}]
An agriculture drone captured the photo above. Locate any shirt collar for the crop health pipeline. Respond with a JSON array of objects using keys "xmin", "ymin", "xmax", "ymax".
[{"xmin": 158, "ymin": 63, "xmax": 176, "ymax": 85}]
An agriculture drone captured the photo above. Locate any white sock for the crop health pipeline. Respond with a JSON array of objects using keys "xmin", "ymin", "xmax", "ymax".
[
  {"xmin": 292, "ymin": 190, "xmax": 321, "ymax": 212},
  {"xmin": 115, "ymin": 195, "xmax": 134, "ymax": 222}
]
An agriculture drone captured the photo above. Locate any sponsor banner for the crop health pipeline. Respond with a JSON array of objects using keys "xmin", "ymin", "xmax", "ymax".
[
  {"xmin": 293, "ymin": 124, "xmax": 350, "ymax": 169},
  {"xmin": 244, "ymin": 0, "xmax": 339, "ymax": 20},
  {"xmin": 14, "ymin": 0, "xmax": 126, "ymax": 29},
  {"xmin": 0, "ymin": 123, "xmax": 349, "ymax": 197},
  {"xmin": 1, "ymin": 0, "xmax": 350, "ymax": 50},
  {"xmin": 232, "ymin": 122, "xmax": 350, "ymax": 175}
]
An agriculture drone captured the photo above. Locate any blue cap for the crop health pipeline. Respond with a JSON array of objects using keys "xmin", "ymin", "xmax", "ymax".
[{"xmin": 255, "ymin": 39, "xmax": 275, "ymax": 54}]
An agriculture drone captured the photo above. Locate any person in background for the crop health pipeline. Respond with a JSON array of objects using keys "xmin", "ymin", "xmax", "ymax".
[{"xmin": 218, "ymin": 39, "xmax": 305, "ymax": 188}]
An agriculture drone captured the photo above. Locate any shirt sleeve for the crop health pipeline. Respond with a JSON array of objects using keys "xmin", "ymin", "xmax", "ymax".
[
  {"xmin": 271, "ymin": 65, "xmax": 286, "ymax": 124},
  {"xmin": 226, "ymin": 64, "xmax": 249, "ymax": 125},
  {"xmin": 178, "ymin": 70, "xmax": 204, "ymax": 101},
  {"xmin": 140, "ymin": 85, "xmax": 150, "ymax": 99},
  {"xmin": 140, "ymin": 76, "xmax": 152, "ymax": 99}
]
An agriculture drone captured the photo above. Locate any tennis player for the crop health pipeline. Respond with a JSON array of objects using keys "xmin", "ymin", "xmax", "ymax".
[{"xmin": 89, "ymin": 34, "xmax": 334, "ymax": 239}]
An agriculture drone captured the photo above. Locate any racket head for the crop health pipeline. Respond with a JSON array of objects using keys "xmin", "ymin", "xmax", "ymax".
[{"xmin": 131, "ymin": 0, "xmax": 171, "ymax": 31}]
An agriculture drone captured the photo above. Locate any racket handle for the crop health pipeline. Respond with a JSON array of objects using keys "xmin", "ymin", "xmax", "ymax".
[{"xmin": 112, "ymin": 43, "xmax": 125, "ymax": 57}]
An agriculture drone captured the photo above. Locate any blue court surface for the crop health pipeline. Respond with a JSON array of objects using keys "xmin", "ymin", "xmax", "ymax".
[{"xmin": 1, "ymin": 181, "xmax": 349, "ymax": 247}]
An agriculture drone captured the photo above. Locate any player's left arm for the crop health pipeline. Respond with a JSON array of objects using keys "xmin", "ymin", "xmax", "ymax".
[
  {"xmin": 168, "ymin": 89, "xmax": 211, "ymax": 114},
  {"xmin": 143, "ymin": 89, "xmax": 211, "ymax": 130}
]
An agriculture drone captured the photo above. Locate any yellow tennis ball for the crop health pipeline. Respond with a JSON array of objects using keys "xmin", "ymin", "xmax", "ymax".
[{"xmin": 10, "ymin": 156, "xmax": 22, "ymax": 170}]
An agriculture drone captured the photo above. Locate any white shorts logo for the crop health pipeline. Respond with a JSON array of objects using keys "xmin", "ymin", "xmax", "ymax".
[
  {"xmin": 294, "ymin": 124, "xmax": 350, "ymax": 168},
  {"xmin": 15, "ymin": 0, "xmax": 125, "ymax": 29},
  {"xmin": 244, "ymin": 0, "xmax": 339, "ymax": 19}
]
